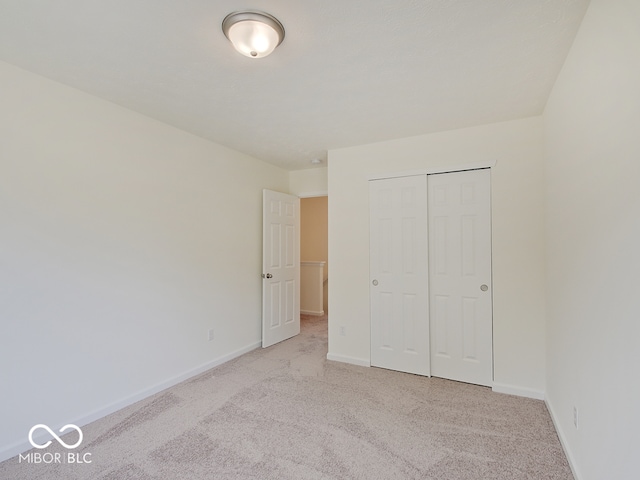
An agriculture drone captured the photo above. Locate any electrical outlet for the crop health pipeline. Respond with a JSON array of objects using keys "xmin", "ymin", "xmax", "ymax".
[
  {"xmin": 208, "ymin": 329, "xmax": 215, "ymax": 342},
  {"xmin": 339, "ymin": 326, "xmax": 346, "ymax": 336},
  {"xmin": 573, "ymin": 406, "xmax": 578, "ymax": 429}
]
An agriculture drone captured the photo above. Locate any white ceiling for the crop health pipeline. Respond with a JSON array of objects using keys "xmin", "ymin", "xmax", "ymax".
[{"xmin": 0, "ymin": 0, "xmax": 589, "ymax": 171}]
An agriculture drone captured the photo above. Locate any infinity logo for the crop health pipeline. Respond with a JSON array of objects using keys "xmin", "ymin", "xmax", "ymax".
[{"xmin": 28, "ymin": 424, "xmax": 83, "ymax": 449}]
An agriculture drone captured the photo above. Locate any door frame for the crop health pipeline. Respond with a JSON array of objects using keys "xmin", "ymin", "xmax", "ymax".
[
  {"xmin": 298, "ymin": 194, "xmax": 329, "ymax": 317},
  {"xmin": 366, "ymin": 160, "xmax": 497, "ymax": 181}
]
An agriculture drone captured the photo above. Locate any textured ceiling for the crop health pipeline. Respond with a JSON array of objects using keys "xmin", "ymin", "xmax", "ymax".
[{"xmin": 0, "ymin": 0, "xmax": 589, "ymax": 171}]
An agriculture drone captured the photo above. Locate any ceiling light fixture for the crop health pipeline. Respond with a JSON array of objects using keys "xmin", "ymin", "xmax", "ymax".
[{"xmin": 222, "ymin": 11, "xmax": 285, "ymax": 59}]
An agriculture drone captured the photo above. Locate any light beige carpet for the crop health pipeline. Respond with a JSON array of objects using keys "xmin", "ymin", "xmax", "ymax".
[{"xmin": 1, "ymin": 315, "xmax": 573, "ymax": 479}]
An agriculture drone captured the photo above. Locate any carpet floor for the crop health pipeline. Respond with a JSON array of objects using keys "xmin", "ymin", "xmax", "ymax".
[{"xmin": 1, "ymin": 315, "xmax": 573, "ymax": 479}]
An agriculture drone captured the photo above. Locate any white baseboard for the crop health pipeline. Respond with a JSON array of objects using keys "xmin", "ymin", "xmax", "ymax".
[
  {"xmin": 545, "ymin": 395, "xmax": 582, "ymax": 480},
  {"xmin": 301, "ymin": 309, "xmax": 324, "ymax": 316},
  {"xmin": 326, "ymin": 352, "xmax": 370, "ymax": 367},
  {"xmin": 0, "ymin": 340, "xmax": 261, "ymax": 463},
  {"xmin": 492, "ymin": 382, "xmax": 545, "ymax": 400}
]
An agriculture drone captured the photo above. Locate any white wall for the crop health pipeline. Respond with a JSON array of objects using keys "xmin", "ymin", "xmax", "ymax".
[
  {"xmin": 289, "ymin": 167, "xmax": 328, "ymax": 197},
  {"xmin": 0, "ymin": 61, "xmax": 288, "ymax": 459},
  {"xmin": 328, "ymin": 117, "xmax": 547, "ymax": 395},
  {"xmin": 543, "ymin": 0, "xmax": 640, "ymax": 478}
]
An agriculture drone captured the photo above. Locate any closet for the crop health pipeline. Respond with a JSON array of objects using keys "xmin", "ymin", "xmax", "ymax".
[{"xmin": 369, "ymin": 168, "xmax": 493, "ymax": 386}]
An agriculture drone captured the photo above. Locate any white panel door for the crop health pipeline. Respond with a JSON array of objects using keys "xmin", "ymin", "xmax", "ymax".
[
  {"xmin": 370, "ymin": 176, "xmax": 429, "ymax": 376},
  {"xmin": 428, "ymin": 169, "xmax": 493, "ymax": 386},
  {"xmin": 262, "ymin": 190, "xmax": 300, "ymax": 348}
]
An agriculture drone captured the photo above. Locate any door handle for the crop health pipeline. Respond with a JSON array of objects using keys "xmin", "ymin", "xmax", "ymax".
[
  {"xmin": 262, "ymin": 273, "xmax": 273, "ymax": 279},
  {"xmin": 480, "ymin": 284, "xmax": 488, "ymax": 292},
  {"xmin": 372, "ymin": 279, "xmax": 379, "ymax": 286}
]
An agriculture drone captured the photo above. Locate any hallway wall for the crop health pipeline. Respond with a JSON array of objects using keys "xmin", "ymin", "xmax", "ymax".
[{"xmin": 300, "ymin": 196, "xmax": 329, "ymax": 313}]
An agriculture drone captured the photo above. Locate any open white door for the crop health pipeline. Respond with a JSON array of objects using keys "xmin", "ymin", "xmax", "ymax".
[{"xmin": 262, "ymin": 189, "xmax": 300, "ymax": 348}]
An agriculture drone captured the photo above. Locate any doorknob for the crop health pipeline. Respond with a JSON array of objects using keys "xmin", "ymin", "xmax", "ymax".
[
  {"xmin": 262, "ymin": 273, "xmax": 273, "ymax": 279},
  {"xmin": 480, "ymin": 284, "xmax": 488, "ymax": 292},
  {"xmin": 372, "ymin": 279, "xmax": 379, "ymax": 286}
]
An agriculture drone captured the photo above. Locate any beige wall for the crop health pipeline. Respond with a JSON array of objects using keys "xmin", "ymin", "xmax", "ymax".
[
  {"xmin": 0, "ymin": 61, "xmax": 289, "ymax": 459},
  {"xmin": 301, "ymin": 196, "xmax": 329, "ymax": 313},
  {"xmin": 328, "ymin": 116, "xmax": 547, "ymax": 396},
  {"xmin": 543, "ymin": 0, "xmax": 640, "ymax": 478}
]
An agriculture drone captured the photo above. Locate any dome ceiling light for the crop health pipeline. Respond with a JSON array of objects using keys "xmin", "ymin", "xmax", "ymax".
[{"xmin": 222, "ymin": 11, "xmax": 285, "ymax": 59}]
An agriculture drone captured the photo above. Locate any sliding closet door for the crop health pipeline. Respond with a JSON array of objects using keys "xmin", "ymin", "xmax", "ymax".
[
  {"xmin": 428, "ymin": 169, "xmax": 493, "ymax": 386},
  {"xmin": 369, "ymin": 176, "xmax": 430, "ymax": 376}
]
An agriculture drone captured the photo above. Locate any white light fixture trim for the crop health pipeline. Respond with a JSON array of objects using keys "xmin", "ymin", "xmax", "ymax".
[{"xmin": 222, "ymin": 11, "xmax": 285, "ymax": 59}]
